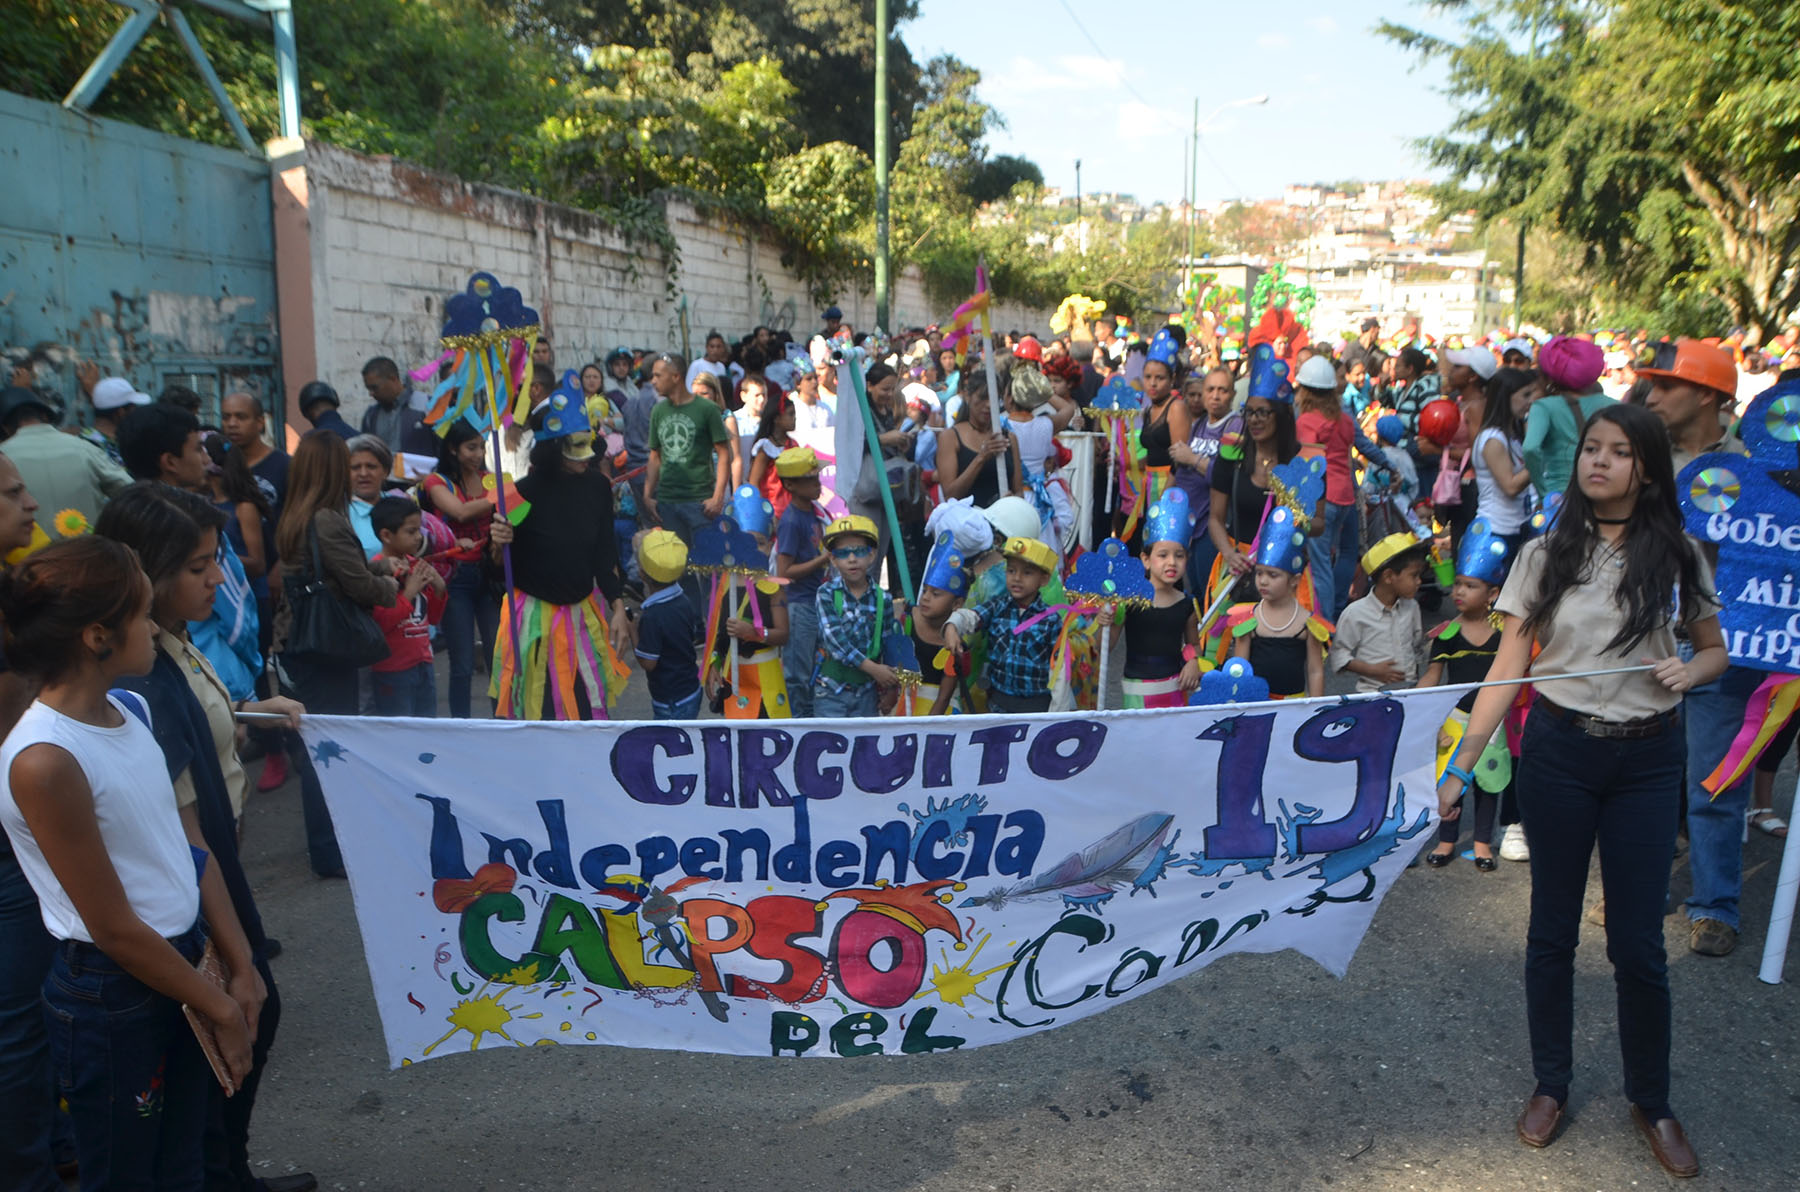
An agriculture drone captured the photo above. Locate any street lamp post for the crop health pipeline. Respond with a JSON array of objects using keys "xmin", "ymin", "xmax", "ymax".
[
  {"xmin": 1075, "ymin": 158, "xmax": 1084, "ymax": 257},
  {"xmin": 1187, "ymin": 93, "xmax": 1268, "ymax": 289}
]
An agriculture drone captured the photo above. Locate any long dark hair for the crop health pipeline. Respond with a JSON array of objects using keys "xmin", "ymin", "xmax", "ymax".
[
  {"xmin": 1523, "ymin": 403, "xmax": 1705, "ymax": 653},
  {"xmin": 202, "ymin": 432, "xmax": 271, "ymax": 520},
  {"xmin": 1245, "ymin": 396, "xmax": 1301, "ymax": 464},
  {"xmin": 1481, "ymin": 368, "xmax": 1538, "ymax": 442},
  {"xmin": 275, "ymin": 430, "xmax": 352, "ymax": 563},
  {"xmin": 434, "ymin": 420, "xmax": 484, "ymax": 486},
  {"xmin": 95, "ymin": 482, "xmax": 228, "ymax": 596},
  {"xmin": 753, "ymin": 382, "xmax": 791, "ymax": 444}
]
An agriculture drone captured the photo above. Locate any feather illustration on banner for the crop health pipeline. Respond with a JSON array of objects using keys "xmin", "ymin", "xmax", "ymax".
[{"xmin": 424, "ymin": 272, "xmax": 541, "ymax": 435}]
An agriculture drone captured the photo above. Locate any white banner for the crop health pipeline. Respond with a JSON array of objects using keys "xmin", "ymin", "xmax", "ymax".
[{"xmin": 302, "ymin": 692, "xmax": 1460, "ymax": 1066}]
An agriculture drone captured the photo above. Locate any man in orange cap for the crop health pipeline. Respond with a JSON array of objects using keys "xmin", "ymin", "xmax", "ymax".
[
  {"xmin": 1639, "ymin": 339, "xmax": 1743, "ymax": 473},
  {"xmin": 1640, "ymin": 336, "xmax": 1757, "ymax": 958}
]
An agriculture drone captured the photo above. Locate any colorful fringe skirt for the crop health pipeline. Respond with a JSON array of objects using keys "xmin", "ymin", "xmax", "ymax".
[{"xmin": 490, "ymin": 589, "xmax": 629, "ymax": 720}]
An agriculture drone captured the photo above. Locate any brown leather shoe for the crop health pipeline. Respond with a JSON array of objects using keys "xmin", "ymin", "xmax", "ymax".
[
  {"xmin": 1516, "ymin": 1094, "xmax": 1564, "ymax": 1148},
  {"xmin": 1631, "ymin": 1105, "xmax": 1699, "ymax": 1178}
]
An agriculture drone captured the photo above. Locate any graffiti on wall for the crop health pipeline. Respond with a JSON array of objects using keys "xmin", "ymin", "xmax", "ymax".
[{"xmin": 1, "ymin": 290, "xmax": 279, "ymax": 423}]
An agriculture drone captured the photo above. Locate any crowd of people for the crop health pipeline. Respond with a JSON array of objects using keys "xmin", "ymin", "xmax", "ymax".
[{"xmin": 0, "ymin": 297, "xmax": 1790, "ymax": 1186}]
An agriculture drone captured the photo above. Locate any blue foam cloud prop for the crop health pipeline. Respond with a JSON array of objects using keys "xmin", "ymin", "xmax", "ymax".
[
  {"xmin": 687, "ymin": 516, "xmax": 769, "ymax": 573},
  {"xmin": 441, "ymin": 272, "xmax": 540, "ymax": 338},
  {"xmin": 1091, "ymin": 376, "xmax": 1144, "ymax": 412},
  {"xmin": 1188, "ymin": 657, "xmax": 1271, "ymax": 706},
  {"xmin": 1065, "ymin": 537, "xmax": 1154, "ymax": 603}
]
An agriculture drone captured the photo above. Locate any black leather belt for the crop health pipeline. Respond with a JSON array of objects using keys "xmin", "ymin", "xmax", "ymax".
[{"xmin": 1538, "ymin": 697, "xmax": 1677, "ymax": 740}]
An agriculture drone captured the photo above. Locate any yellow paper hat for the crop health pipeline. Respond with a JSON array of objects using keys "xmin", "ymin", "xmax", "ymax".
[
  {"xmin": 822, "ymin": 514, "xmax": 879, "ymax": 547},
  {"xmin": 775, "ymin": 445, "xmax": 823, "ymax": 478},
  {"xmin": 637, "ymin": 529, "xmax": 688, "ymax": 583},
  {"xmin": 1362, "ymin": 531, "xmax": 1423, "ymax": 579},
  {"xmin": 1002, "ymin": 535, "xmax": 1058, "ymax": 575}
]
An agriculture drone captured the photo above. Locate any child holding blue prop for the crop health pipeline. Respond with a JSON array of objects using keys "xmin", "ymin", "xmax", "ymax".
[
  {"xmin": 901, "ymin": 531, "xmax": 971, "ymax": 715},
  {"xmin": 1098, "ymin": 489, "xmax": 1202, "ymax": 707},
  {"xmin": 1225, "ymin": 503, "xmax": 1331, "ymax": 698},
  {"xmin": 701, "ymin": 486, "xmax": 790, "ymax": 719},
  {"xmin": 1418, "ymin": 518, "xmax": 1514, "ymax": 870}
]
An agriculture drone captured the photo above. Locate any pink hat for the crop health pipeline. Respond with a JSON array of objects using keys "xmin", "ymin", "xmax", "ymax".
[{"xmin": 1538, "ymin": 336, "xmax": 1605, "ymax": 391}]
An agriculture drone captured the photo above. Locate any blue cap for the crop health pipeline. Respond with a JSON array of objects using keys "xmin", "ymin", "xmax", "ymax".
[
  {"xmin": 1255, "ymin": 504, "xmax": 1309, "ymax": 574},
  {"xmin": 1455, "ymin": 518, "xmax": 1511, "ymax": 585},
  {"xmin": 1144, "ymin": 488, "xmax": 1193, "ymax": 547},
  {"xmin": 823, "ymin": 306, "xmax": 843, "ymax": 320},
  {"xmin": 1375, "ymin": 414, "xmax": 1405, "ymax": 445},
  {"xmin": 537, "ymin": 371, "xmax": 592, "ymax": 441},
  {"xmin": 731, "ymin": 484, "xmax": 773, "ymax": 538},
  {"xmin": 1247, "ymin": 343, "xmax": 1292, "ymax": 403},
  {"xmin": 920, "ymin": 531, "xmax": 969, "ymax": 597},
  {"xmin": 1147, "ymin": 327, "xmax": 1180, "ymax": 369}
]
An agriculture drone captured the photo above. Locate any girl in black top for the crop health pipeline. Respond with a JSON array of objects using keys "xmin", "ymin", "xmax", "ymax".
[
  {"xmin": 1099, "ymin": 490, "xmax": 1201, "ymax": 708},
  {"xmin": 936, "ymin": 371, "xmax": 1024, "ymax": 508},
  {"xmin": 1417, "ymin": 518, "xmax": 1512, "ymax": 869}
]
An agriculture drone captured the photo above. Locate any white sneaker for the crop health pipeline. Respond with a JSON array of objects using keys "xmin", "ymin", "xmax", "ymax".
[{"xmin": 1499, "ymin": 823, "xmax": 1530, "ymax": 862}]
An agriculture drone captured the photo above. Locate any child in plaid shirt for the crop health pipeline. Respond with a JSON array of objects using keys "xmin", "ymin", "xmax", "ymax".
[
  {"xmin": 943, "ymin": 536, "xmax": 1062, "ymax": 713},
  {"xmin": 814, "ymin": 515, "xmax": 905, "ymax": 718}
]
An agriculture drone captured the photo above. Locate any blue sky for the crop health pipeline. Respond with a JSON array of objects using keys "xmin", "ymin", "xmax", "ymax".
[{"xmin": 904, "ymin": 0, "xmax": 1462, "ymax": 205}]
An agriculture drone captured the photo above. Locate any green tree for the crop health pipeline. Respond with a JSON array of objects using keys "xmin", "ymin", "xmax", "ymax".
[{"xmin": 1383, "ymin": 0, "xmax": 1800, "ymax": 336}]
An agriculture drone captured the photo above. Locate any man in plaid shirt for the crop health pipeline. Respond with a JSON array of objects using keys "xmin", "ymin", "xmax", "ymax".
[{"xmin": 944, "ymin": 536, "xmax": 1062, "ymax": 713}]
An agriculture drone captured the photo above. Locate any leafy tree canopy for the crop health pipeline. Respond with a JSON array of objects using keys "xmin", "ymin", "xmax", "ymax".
[{"xmin": 1382, "ymin": 0, "xmax": 1800, "ymax": 337}]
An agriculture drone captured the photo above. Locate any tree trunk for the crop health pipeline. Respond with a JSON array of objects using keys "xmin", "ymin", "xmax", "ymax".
[{"xmin": 1682, "ymin": 161, "xmax": 1800, "ymax": 340}]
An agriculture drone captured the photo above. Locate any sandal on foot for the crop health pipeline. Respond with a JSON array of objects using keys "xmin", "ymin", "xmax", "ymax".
[{"xmin": 1748, "ymin": 809, "xmax": 1789, "ymax": 838}]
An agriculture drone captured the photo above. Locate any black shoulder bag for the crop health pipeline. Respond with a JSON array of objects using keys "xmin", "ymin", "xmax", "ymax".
[{"xmin": 282, "ymin": 522, "xmax": 390, "ymax": 668}]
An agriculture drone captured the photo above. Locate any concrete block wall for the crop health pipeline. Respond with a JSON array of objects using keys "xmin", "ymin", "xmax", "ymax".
[{"xmin": 287, "ymin": 141, "xmax": 1051, "ymax": 428}]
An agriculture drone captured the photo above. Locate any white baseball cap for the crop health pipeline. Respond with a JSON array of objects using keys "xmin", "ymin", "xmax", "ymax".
[
  {"xmin": 91, "ymin": 376, "xmax": 151, "ymax": 411},
  {"xmin": 1501, "ymin": 337, "xmax": 1536, "ymax": 360},
  {"xmin": 1296, "ymin": 356, "xmax": 1337, "ymax": 390},
  {"xmin": 1446, "ymin": 347, "xmax": 1497, "ymax": 381}
]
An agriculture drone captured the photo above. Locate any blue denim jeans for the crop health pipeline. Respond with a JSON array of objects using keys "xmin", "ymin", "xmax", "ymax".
[
  {"xmin": 784, "ymin": 596, "xmax": 820, "ymax": 719},
  {"xmin": 372, "ymin": 662, "xmax": 438, "ymax": 718},
  {"xmin": 650, "ymin": 688, "xmax": 703, "ymax": 721},
  {"xmin": 443, "ymin": 562, "xmax": 500, "ymax": 719},
  {"xmin": 0, "ymin": 853, "xmax": 62, "ymax": 1192},
  {"xmin": 44, "ymin": 924, "xmax": 210, "ymax": 1192},
  {"xmin": 813, "ymin": 684, "xmax": 878, "ymax": 719},
  {"xmin": 658, "ymin": 499, "xmax": 711, "ymax": 613},
  {"xmin": 1306, "ymin": 500, "xmax": 1359, "ymax": 621},
  {"xmin": 1516, "ymin": 704, "xmax": 1684, "ymax": 1118},
  {"xmin": 1683, "ymin": 664, "xmax": 1765, "ymax": 930}
]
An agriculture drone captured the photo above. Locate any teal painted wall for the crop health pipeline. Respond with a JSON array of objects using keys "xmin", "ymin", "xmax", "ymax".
[{"xmin": 0, "ymin": 89, "xmax": 279, "ymax": 426}]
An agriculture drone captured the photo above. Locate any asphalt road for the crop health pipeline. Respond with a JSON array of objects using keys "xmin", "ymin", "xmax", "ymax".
[{"xmin": 219, "ymin": 660, "xmax": 1800, "ymax": 1192}]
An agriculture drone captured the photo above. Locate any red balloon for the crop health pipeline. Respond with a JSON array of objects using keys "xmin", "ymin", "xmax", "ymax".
[{"xmin": 1418, "ymin": 398, "xmax": 1462, "ymax": 447}]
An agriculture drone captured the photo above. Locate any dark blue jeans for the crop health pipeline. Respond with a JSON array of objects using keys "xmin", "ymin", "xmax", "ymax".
[
  {"xmin": 1683, "ymin": 664, "xmax": 1764, "ymax": 930},
  {"xmin": 281, "ymin": 655, "xmax": 359, "ymax": 876},
  {"xmin": 658, "ymin": 498, "xmax": 712, "ymax": 614},
  {"xmin": 203, "ymin": 951, "xmax": 277, "ymax": 1192},
  {"xmin": 0, "ymin": 853, "xmax": 63, "ymax": 1192},
  {"xmin": 443, "ymin": 562, "xmax": 500, "ymax": 719},
  {"xmin": 372, "ymin": 662, "xmax": 437, "ymax": 718},
  {"xmin": 44, "ymin": 924, "xmax": 210, "ymax": 1192},
  {"xmin": 1516, "ymin": 704, "xmax": 1684, "ymax": 1119}
]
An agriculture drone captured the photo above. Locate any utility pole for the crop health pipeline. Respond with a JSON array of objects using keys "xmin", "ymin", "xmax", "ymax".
[
  {"xmin": 873, "ymin": 0, "xmax": 890, "ymax": 332},
  {"xmin": 1187, "ymin": 98, "xmax": 1199, "ymax": 292},
  {"xmin": 1075, "ymin": 158, "xmax": 1084, "ymax": 256}
]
